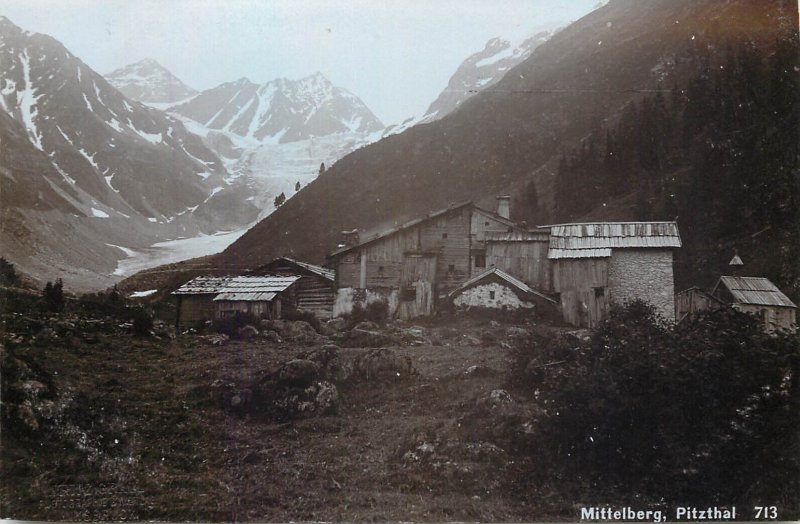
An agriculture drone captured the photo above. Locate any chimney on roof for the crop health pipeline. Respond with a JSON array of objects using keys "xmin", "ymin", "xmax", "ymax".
[
  {"xmin": 729, "ymin": 249, "xmax": 744, "ymax": 276},
  {"xmin": 496, "ymin": 195, "xmax": 511, "ymax": 220},
  {"xmin": 340, "ymin": 229, "xmax": 360, "ymax": 248}
]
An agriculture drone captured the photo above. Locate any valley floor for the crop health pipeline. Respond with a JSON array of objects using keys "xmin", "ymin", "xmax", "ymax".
[{"xmin": 1, "ymin": 315, "xmax": 568, "ymax": 522}]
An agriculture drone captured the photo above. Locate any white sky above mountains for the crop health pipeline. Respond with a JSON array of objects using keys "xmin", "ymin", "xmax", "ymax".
[{"xmin": 1, "ymin": 0, "xmax": 604, "ymax": 124}]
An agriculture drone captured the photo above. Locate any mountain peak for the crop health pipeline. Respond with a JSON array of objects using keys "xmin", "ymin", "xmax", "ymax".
[
  {"xmin": 0, "ymin": 15, "xmax": 23, "ymax": 33},
  {"xmin": 134, "ymin": 57, "xmax": 164, "ymax": 68},
  {"xmin": 105, "ymin": 58, "xmax": 197, "ymax": 104}
]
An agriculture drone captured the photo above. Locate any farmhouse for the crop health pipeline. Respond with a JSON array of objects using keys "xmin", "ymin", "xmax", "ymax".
[
  {"xmin": 172, "ymin": 275, "xmax": 300, "ymax": 329},
  {"xmin": 329, "ymin": 195, "xmax": 682, "ymax": 325},
  {"xmin": 329, "ymin": 198, "xmax": 524, "ymax": 320},
  {"xmin": 711, "ymin": 276, "xmax": 797, "ymax": 333},
  {"xmin": 547, "ymin": 222, "xmax": 682, "ymax": 327},
  {"xmin": 253, "ymin": 257, "xmax": 336, "ymax": 320}
]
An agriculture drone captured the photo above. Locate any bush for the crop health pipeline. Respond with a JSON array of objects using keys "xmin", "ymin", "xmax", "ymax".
[
  {"xmin": 77, "ymin": 287, "xmax": 126, "ymax": 317},
  {"xmin": 212, "ymin": 312, "xmax": 259, "ymax": 339},
  {"xmin": 42, "ymin": 279, "xmax": 65, "ymax": 313},
  {"xmin": 130, "ymin": 308, "xmax": 153, "ymax": 337},
  {"xmin": 282, "ymin": 308, "xmax": 322, "ymax": 333},
  {"xmin": 512, "ymin": 300, "xmax": 800, "ymax": 509},
  {"xmin": 344, "ymin": 300, "xmax": 389, "ymax": 327},
  {"xmin": 0, "ymin": 257, "xmax": 21, "ymax": 287}
]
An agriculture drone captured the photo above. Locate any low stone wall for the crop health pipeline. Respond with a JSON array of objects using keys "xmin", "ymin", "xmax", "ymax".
[
  {"xmin": 452, "ymin": 282, "xmax": 534, "ymax": 310},
  {"xmin": 333, "ymin": 287, "xmax": 399, "ymax": 317}
]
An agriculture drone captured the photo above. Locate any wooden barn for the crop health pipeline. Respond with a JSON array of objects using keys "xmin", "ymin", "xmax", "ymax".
[
  {"xmin": 253, "ymin": 257, "xmax": 336, "ymax": 320},
  {"xmin": 675, "ymin": 286, "xmax": 726, "ymax": 322},
  {"xmin": 447, "ymin": 267, "xmax": 558, "ymax": 312},
  {"xmin": 172, "ymin": 275, "xmax": 300, "ymax": 329},
  {"xmin": 328, "ymin": 198, "xmax": 525, "ymax": 319},
  {"xmin": 711, "ymin": 276, "xmax": 797, "ymax": 333},
  {"xmin": 547, "ymin": 222, "xmax": 681, "ymax": 327}
]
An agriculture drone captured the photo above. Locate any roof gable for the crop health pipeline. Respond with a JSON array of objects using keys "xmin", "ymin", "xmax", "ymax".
[
  {"xmin": 330, "ymin": 201, "xmax": 474, "ymax": 256},
  {"xmin": 258, "ymin": 257, "xmax": 335, "ymax": 282},
  {"xmin": 714, "ymin": 276, "xmax": 796, "ymax": 308},
  {"xmin": 447, "ymin": 267, "xmax": 557, "ymax": 304}
]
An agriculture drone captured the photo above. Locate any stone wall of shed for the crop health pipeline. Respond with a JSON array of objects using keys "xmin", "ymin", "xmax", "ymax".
[
  {"xmin": 452, "ymin": 282, "xmax": 534, "ymax": 310},
  {"xmin": 607, "ymin": 249, "xmax": 675, "ymax": 321}
]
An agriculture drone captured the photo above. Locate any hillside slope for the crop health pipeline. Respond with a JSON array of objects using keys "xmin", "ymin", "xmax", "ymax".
[{"xmin": 215, "ymin": 0, "xmax": 796, "ymax": 295}]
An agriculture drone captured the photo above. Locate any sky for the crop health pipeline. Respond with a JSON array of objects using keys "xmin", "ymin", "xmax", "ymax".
[{"xmin": 0, "ymin": 0, "xmax": 604, "ymax": 124}]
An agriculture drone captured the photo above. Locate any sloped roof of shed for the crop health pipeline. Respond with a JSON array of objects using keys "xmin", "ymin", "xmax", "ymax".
[
  {"xmin": 547, "ymin": 221, "xmax": 681, "ymax": 259},
  {"xmin": 447, "ymin": 267, "xmax": 557, "ymax": 304},
  {"xmin": 279, "ymin": 258, "xmax": 335, "ymax": 282},
  {"xmin": 715, "ymin": 276, "xmax": 796, "ymax": 308},
  {"xmin": 172, "ymin": 275, "xmax": 300, "ymax": 296}
]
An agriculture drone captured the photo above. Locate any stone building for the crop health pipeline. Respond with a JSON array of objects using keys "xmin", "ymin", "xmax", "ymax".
[{"xmin": 547, "ymin": 222, "xmax": 682, "ymax": 327}]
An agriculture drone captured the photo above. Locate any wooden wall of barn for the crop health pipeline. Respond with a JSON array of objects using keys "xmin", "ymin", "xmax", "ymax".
[
  {"xmin": 486, "ymin": 240, "xmax": 551, "ymax": 292},
  {"xmin": 675, "ymin": 288, "xmax": 723, "ymax": 322},
  {"xmin": 335, "ymin": 206, "xmax": 474, "ymax": 295},
  {"xmin": 294, "ymin": 276, "xmax": 335, "ymax": 319},
  {"xmin": 470, "ymin": 210, "xmax": 515, "ymax": 277},
  {"xmin": 552, "ymin": 258, "xmax": 609, "ymax": 327},
  {"xmin": 177, "ymin": 295, "xmax": 217, "ymax": 329},
  {"xmin": 733, "ymin": 304, "xmax": 796, "ymax": 333}
]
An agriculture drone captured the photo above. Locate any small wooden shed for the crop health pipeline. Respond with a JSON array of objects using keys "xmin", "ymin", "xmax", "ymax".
[
  {"xmin": 172, "ymin": 275, "xmax": 300, "ymax": 329},
  {"xmin": 447, "ymin": 267, "xmax": 558, "ymax": 312},
  {"xmin": 253, "ymin": 257, "xmax": 336, "ymax": 320},
  {"xmin": 675, "ymin": 286, "xmax": 726, "ymax": 323},
  {"xmin": 712, "ymin": 276, "xmax": 797, "ymax": 333}
]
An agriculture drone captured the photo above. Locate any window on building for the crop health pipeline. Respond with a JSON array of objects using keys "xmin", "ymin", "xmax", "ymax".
[
  {"xmin": 594, "ymin": 287, "xmax": 605, "ymax": 298},
  {"xmin": 484, "ymin": 221, "xmax": 490, "ymax": 226},
  {"xmin": 474, "ymin": 254, "xmax": 486, "ymax": 268},
  {"xmin": 442, "ymin": 232, "xmax": 448, "ymax": 239},
  {"xmin": 378, "ymin": 266, "xmax": 384, "ymax": 273},
  {"xmin": 448, "ymin": 264, "xmax": 455, "ymax": 272},
  {"xmin": 401, "ymin": 287, "xmax": 417, "ymax": 301},
  {"xmin": 489, "ymin": 291, "xmax": 496, "ymax": 299}
]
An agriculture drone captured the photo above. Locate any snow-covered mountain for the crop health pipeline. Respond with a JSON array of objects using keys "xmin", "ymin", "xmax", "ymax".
[
  {"xmin": 423, "ymin": 32, "xmax": 551, "ymax": 120},
  {"xmin": 0, "ymin": 16, "xmax": 259, "ymax": 289},
  {"xmin": 170, "ymin": 73, "xmax": 383, "ymax": 144},
  {"xmin": 383, "ymin": 31, "xmax": 552, "ymax": 136},
  {"xmin": 105, "ymin": 58, "xmax": 197, "ymax": 105}
]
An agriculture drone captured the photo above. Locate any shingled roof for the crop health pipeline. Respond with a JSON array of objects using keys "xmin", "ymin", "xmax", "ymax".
[
  {"xmin": 172, "ymin": 275, "xmax": 300, "ymax": 301},
  {"xmin": 546, "ymin": 221, "xmax": 681, "ymax": 259},
  {"xmin": 714, "ymin": 276, "xmax": 797, "ymax": 308}
]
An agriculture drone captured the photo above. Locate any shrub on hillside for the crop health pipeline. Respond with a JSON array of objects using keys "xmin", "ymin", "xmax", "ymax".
[
  {"xmin": 282, "ymin": 308, "xmax": 322, "ymax": 333},
  {"xmin": 344, "ymin": 300, "xmax": 389, "ymax": 327},
  {"xmin": 212, "ymin": 312, "xmax": 259, "ymax": 340},
  {"xmin": 131, "ymin": 307, "xmax": 154, "ymax": 337},
  {"xmin": 512, "ymin": 300, "xmax": 800, "ymax": 508}
]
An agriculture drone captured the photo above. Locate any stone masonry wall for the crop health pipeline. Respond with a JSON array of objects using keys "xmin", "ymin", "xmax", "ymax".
[
  {"xmin": 452, "ymin": 282, "xmax": 534, "ymax": 310},
  {"xmin": 607, "ymin": 249, "xmax": 676, "ymax": 321}
]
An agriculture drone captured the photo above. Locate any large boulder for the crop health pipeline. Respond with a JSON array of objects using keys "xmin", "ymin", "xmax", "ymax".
[
  {"xmin": 353, "ymin": 348, "xmax": 414, "ymax": 381},
  {"xmin": 274, "ymin": 380, "xmax": 339, "ymax": 418},
  {"xmin": 276, "ymin": 359, "xmax": 321, "ymax": 388},
  {"xmin": 340, "ymin": 328, "xmax": 398, "ymax": 348}
]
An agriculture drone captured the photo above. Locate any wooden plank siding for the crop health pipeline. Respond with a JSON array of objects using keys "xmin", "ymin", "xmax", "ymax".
[
  {"xmin": 486, "ymin": 240, "xmax": 551, "ymax": 292},
  {"xmin": 469, "ymin": 209, "xmax": 515, "ymax": 277},
  {"xmin": 552, "ymin": 258, "xmax": 609, "ymax": 327},
  {"xmin": 177, "ymin": 295, "xmax": 217, "ymax": 329}
]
